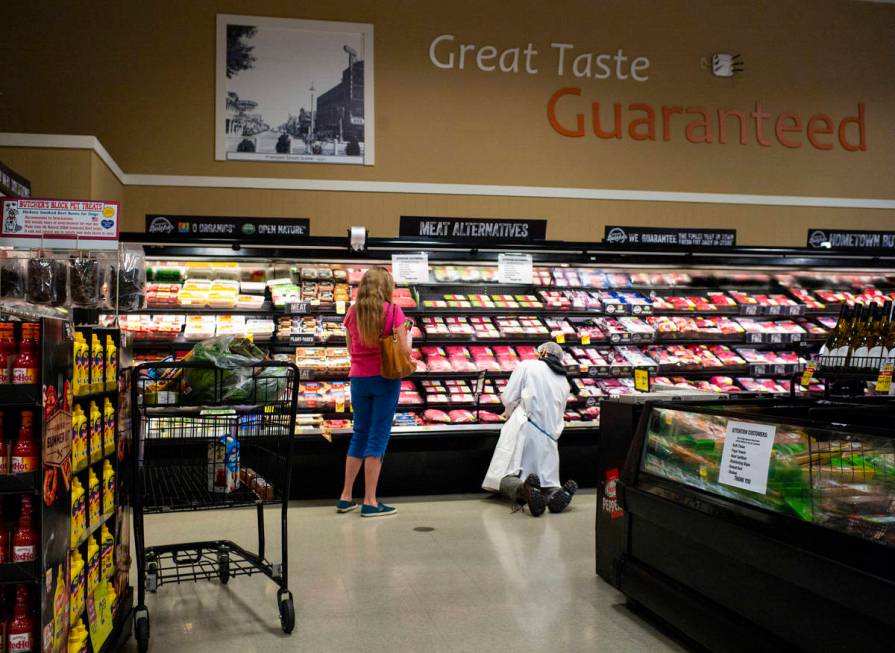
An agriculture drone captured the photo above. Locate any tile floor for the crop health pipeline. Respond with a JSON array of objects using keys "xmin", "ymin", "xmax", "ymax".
[{"xmin": 123, "ymin": 491, "xmax": 689, "ymax": 652}]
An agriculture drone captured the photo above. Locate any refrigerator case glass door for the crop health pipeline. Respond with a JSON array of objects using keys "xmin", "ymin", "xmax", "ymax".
[{"xmin": 640, "ymin": 406, "xmax": 895, "ymax": 547}]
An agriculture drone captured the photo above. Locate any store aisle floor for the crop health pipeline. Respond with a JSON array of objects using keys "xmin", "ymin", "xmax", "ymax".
[{"xmin": 123, "ymin": 492, "xmax": 687, "ymax": 653}]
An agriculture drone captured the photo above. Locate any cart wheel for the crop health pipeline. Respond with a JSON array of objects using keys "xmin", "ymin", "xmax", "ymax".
[
  {"xmin": 147, "ymin": 561, "xmax": 158, "ymax": 593},
  {"xmin": 134, "ymin": 607, "xmax": 150, "ymax": 653},
  {"xmin": 278, "ymin": 590, "xmax": 295, "ymax": 634},
  {"xmin": 218, "ymin": 552, "xmax": 230, "ymax": 585}
]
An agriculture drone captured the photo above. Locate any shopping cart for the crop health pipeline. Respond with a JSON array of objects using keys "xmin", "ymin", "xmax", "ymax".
[{"xmin": 130, "ymin": 360, "xmax": 299, "ymax": 653}]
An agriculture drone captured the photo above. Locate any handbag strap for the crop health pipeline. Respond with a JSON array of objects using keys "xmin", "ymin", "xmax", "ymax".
[{"xmin": 382, "ymin": 302, "xmax": 395, "ymax": 338}]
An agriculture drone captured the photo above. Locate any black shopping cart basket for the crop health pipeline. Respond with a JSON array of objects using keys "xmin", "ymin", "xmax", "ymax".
[{"xmin": 130, "ymin": 360, "xmax": 299, "ymax": 652}]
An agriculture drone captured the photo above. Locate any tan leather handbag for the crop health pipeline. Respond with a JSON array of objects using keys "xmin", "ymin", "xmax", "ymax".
[{"xmin": 380, "ymin": 303, "xmax": 415, "ymax": 379}]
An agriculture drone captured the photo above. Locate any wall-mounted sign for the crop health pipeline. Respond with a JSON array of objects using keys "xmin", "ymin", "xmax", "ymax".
[
  {"xmin": 0, "ymin": 198, "xmax": 119, "ymax": 250},
  {"xmin": 604, "ymin": 225, "xmax": 736, "ymax": 248},
  {"xmin": 400, "ymin": 216, "xmax": 546, "ymax": 241},
  {"xmin": 145, "ymin": 215, "xmax": 310, "ymax": 240},
  {"xmin": 807, "ymin": 228, "xmax": 895, "ymax": 250},
  {"xmin": 0, "ymin": 162, "xmax": 31, "ymax": 198}
]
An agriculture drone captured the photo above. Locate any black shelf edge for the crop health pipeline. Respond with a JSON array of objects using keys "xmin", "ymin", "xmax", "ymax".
[
  {"xmin": 0, "ymin": 473, "xmax": 39, "ymax": 495},
  {"xmin": 0, "ymin": 385, "xmax": 41, "ymax": 406},
  {"xmin": 0, "ymin": 561, "xmax": 39, "ymax": 584}
]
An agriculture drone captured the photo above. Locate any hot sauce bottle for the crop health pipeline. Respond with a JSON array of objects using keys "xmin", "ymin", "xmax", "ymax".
[
  {"xmin": 12, "ymin": 324, "xmax": 39, "ymax": 386},
  {"xmin": 7, "ymin": 584, "xmax": 34, "ymax": 652},
  {"xmin": 12, "ymin": 496, "xmax": 37, "ymax": 562},
  {"xmin": 0, "ymin": 502, "xmax": 8, "ymax": 563},
  {"xmin": 11, "ymin": 412, "xmax": 37, "ymax": 474},
  {"xmin": 0, "ymin": 323, "xmax": 16, "ymax": 383},
  {"xmin": 0, "ymin": 410, "xmax": 7, "ymax": 473}
]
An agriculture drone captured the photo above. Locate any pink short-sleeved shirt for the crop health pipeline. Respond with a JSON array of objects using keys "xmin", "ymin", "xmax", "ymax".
[{"xmin": 343, "ymin": 302, "xmax": 406, "ymax": 377}]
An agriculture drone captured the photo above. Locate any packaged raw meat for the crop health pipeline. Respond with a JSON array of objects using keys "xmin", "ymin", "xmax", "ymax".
[
  {"xmin": 423, "ymin": 409, "xmax": 451, "ymax": 423},
  {"xmin": 448, "ymin": 409, "xmax": 476, "ymax": 423},
  {"xmin": 477, "ymin": 411, "xmax": 505, "ymax": 423}
]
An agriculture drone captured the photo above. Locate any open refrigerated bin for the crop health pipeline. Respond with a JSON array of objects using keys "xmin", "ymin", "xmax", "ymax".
[
  {"xmin": 105, "ymin": 232, "xmax": 895, "ymax": 497},
  {"xmin": 615, "ymin": 397, "xmax": 895, "ymax": 653}
]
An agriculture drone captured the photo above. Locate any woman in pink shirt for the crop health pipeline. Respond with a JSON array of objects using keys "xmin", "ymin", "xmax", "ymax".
[{"xmin": 337, "ymin": 267, "xmax": 411, "ymax": 518}]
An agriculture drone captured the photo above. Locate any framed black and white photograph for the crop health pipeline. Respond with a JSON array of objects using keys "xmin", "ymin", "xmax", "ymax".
[{"xmin": 215, "ymin": 15, "xmax": 374, "ymax": 165}]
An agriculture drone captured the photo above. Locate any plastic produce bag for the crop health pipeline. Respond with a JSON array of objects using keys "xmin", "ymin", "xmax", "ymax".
[
  {"xmin": 109, "ymin": 244, "xmax": 145, "ymax": 311},
  {"xmin": 0, "ymin": 256, "xmax": 26, "ymax": 299},
  {"xmin": 70, "ymin": 255, "xmax": 101, "ymax": 307},
  {"xmin": 183, "ymin": 336, "xmax": 287, "ymax": 404}
]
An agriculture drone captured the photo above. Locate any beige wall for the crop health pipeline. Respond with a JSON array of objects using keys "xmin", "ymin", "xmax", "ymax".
[
  {"xmin": 0, "ymin": 148, "xmax": 92, "ymax": 199},
  {"xmin": 2, "ymin": 0, "xmax": 894, "ymax": 243}
]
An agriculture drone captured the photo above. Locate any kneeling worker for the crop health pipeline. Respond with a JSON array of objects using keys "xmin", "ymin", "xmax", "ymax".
[{"xmin": 482, "ymin": 342, "xmax": 578, "ymax": 516}]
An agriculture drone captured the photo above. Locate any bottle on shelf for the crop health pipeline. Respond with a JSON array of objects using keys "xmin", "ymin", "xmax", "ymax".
[
  {"xmin": 87, "ymin": 468, "xmax": 100, "ymax": 527},
  {"xmin": 868, "ymin": 300, "xmax": 893, "ymax": 360},
  {"xmin": 843, "ymin": 303, "xmax": 868, "ymax": 367},
  {"xmin": 11, "ymin": 324, "xmax": 39, "ymax": 386},
  {"xmin": 86, "ymin": 535, "xmax": 100, "ymax": 593},
  {"xmin": 0, "ymin": 411, "xmax": 7, "ymax": 474},
  {"xmin": 52, "ymin": 563, "xmax": 66, "ymax": 650},
  {"xmin": 0, "ymin": 322, "xmax": 16, "ymax": 384},
  {"xmin": 818, "ymin": 302, "xmax": 853, "ymax": 362},
  {"xmin": 7, "ymin": 584, "xmax": 34, "ymax": 652},
  {"xmin": 883, "ymin": 301, "xmax": 895, "ymax": 360},
  {"xmin": 0, "ymin": 502, "xmax": 8, "ymax": 563},
  {"xmin": 71, "ymin": 404, "xmax": 87, "ymax": 471},
  {"xmin": 90, "ymin": 334, "xmax": 104, "ymax": 394},
  {"xmin": 12, "ymin": 496, "xmax": 37, "ymax": 563},
  {"xmin": 88, "ymin": 401, "xmax": 102, "ymax": 464},
  {"xmin": 67, "ymin": 618, "xmax": 88, "ymax": 653},
  {"xmin": 104, "ymin": 334, "xmax": 117, "ymax": 391},
  {"xmin": 71, "ymin": 478, "xmax": 85, "ymax": 545},
  {"xmin": 103, "ymin": 398, "xmax": 115, "ymax": 457},
  {"xmin": 73, "ymin": 332, "xmax": 89, "ymax": 396},
  {"xmin": 102, "ymin": 459, "xmax": 115, "ymax": 516},
  {"xmin": 106, "ymin": 581, "xmax": 117, "ymax": 616},
  {"xmin": 69, "ymin": 549, "xmax": 85, "ymax": 623},
  {"xmin": 849, "ymin": 302, "xmax": 881, "ymax": 369},
  {"xmin": 100, "ymin": 524, "xmax": 114, "ymax": 581},
  {"xmin": 11, "ymin": 412, "xmax": 37, "ymax": 474}
]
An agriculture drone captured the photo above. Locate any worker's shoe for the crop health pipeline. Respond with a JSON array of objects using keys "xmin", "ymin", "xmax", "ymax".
[
  {"xmin": 520, "ymin": 474, "xmax": 546, "ymax": 517},
  {"xmin": 547, "ymin": 480, "xmax": 579, "ymax": 514}
]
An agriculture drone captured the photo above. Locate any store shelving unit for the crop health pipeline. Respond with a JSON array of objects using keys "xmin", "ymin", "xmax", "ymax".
[{"xmin": 105, "ymin": 234, "xmax": 895, "ymax": 496}]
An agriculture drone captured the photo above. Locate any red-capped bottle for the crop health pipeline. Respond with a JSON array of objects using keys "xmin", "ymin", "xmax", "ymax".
[
  {"xmin": 11, "ymin": 324, "xmax": 39, "ymax": 386},
  {"xmin": 12, "ymin": 497, "xmax": 37, "ymax": 563},
  {"xmin": 0, "ymin": 323, "xmax": 15, "ymax": 384},
  {"xmin": 11, "ymin": 412, "xmax": 37, "ymax": 475},
  {"xmin": 0, "ymin": 411, "xmax": 7, "ymax": 474},
  {"xmin": 0, "ymin": 502, "xmax": 8, "ymax": 564},
  {"xmin": 7, "ymin": 584, "xmax": 34, "ymax": 652}
]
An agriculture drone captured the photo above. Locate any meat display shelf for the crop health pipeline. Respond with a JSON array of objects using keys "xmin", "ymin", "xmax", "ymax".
[{"xmin": 294, "ymin": 420, "xmax": 600, "ymax": 438}]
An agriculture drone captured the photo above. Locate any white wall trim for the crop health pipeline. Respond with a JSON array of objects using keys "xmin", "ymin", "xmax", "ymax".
[{"xmin": 2, "ymin": 132, "xmax": 894, "ymax": 210}]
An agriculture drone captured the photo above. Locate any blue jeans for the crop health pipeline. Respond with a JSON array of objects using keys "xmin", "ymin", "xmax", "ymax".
[{"xmin": 348, "ymin": 376, "xmax": 401, "ymax": 459}]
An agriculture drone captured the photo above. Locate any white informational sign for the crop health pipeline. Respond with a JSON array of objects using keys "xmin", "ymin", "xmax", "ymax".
[
  {"xmin": 391, "ymin": 253, "xmax": 429, "ymax": 284},
  {"xmin": 718, "ymin": 419, "xmax": 777, "ymax": 495},
  {"xmin": 497, "ymin": 253, "xmax": 533, "ymax": 284},
  {"xmin": 0, "ymin": 198, "xmax": 119, "ymax": 250}
]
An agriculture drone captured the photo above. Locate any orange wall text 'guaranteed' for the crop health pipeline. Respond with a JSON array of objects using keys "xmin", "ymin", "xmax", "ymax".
[{"xmin": 546, "ymin": 87, "xmax": 866, "ymax": 151}]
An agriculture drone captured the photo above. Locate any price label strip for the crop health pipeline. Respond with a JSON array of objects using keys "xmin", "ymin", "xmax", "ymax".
[
  {"xmin": 580, "ymin": 334, "xmax": 591, "ymax": 346},
  {"xmin": 800, "ymin": 361, "xmax": 817, "ymax": 388},
  {"xmin": 633, "ymin": 367, "xmax": 651, "ymax": 393},
  {"xmin": 876, "ymin": 364, "xmax": 893, "ymax": 393}
]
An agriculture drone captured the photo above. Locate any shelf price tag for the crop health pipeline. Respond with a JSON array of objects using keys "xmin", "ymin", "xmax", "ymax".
[
  {"xmin": 875, "ymin": 364, "xmax": 893, "ymax": 393},
  {"xmin": 633, "ymin": 367, "xmax": 651, "ymax": 393},
  {"xmin": 580, "ymin": 334, "xmax": 591, "ymax": 346},
  {"xmin": 497, "ymin": 253, "xmax": 533, "ymax": 284},
  {"xmin": 555, "ymin": 333, "xmax": 565, "ymax": 344},
  {"xmin": 800, "ymin": 362, "xmax": 817, "ymax": 387},
  {"xmin": 321, "ymin": 427, "xmax": 333, "ymax": 443},
  {"xmin": 391, "ymin": 253, "xmax": 429, "ymax": 285},
  {"xmin": 335, "ymin": 398, "xmax": 345, "ymax": 413},
  {"xmin": 335, "ymin": 300, "xmax": 346, "ymax": 315}
]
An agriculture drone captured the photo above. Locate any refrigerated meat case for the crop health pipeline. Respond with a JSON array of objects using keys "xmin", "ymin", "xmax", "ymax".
[
  {"xmin": 615, "ymin": 397, "xmax": 895, "ymax": 653},
  {"xmin": 109, "ymin": 233, "xmax": 895, "ymax": 497}
]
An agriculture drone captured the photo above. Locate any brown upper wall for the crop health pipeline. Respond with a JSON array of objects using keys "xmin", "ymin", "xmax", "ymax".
[{"xmin": 3, "ymin": 0, "xmax": 894, "ymax": 199}]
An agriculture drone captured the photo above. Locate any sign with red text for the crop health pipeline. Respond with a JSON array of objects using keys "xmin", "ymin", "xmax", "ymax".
[{"xmin": 1, "ymin": 198, "xmax": 119, "ymax": 250}]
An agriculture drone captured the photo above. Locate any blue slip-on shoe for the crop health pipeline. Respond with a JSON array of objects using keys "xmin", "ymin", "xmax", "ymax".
[
  {"xmin": 361, "ymin": 502, "xmax": 397, "ymax": 518},
  {"xmin": 336, "ymin": 499, "xmax": 359, "ymax": 513}
]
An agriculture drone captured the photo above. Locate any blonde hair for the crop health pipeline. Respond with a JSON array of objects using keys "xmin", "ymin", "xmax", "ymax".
[{"xmin": 354, "ymin": 267, "xmax": 395, "ymax": 346}]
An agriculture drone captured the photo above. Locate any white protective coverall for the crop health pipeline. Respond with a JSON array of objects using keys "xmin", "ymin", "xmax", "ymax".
[{"xmin": 482, "ymin": 359, "xmax": 570, "ymax": 491}]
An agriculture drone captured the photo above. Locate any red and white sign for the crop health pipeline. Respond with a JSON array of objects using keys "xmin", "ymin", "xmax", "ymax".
[
  {"xmin": 601, "ymin": 468, "xmax": 624, "ymax": 519},
  {"xmin": 0, "ymin": 198, "xmax": 119, "ymax": 250}
]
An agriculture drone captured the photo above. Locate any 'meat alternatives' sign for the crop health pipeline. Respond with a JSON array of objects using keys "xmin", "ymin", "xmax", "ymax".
[{"xmin": 400, "ymin": 216, "xmax": 546, "ymax": 241}]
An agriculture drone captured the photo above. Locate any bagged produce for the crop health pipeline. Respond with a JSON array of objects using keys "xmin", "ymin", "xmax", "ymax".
[{"xmin": 182, "ymin": 335, "xmax": 287, "ymax": 403}]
